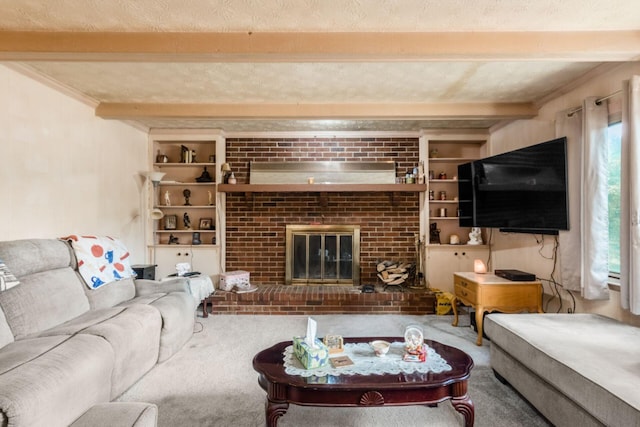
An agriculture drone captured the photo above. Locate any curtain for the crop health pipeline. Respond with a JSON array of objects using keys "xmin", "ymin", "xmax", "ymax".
[
  {"xmin": 557, "ymin": 97, "xmax": 609, "ymax": 299},
  {"xmin": 556, "ymin": 111, "xmax": 582, "ymax": 291},
  {"xmin": 620, "ymin": 75, "xmax": 640, "ymax": 314},
  {"xmin": 581, "ymin": 97, "xmax": 610, "ymax": 299}
]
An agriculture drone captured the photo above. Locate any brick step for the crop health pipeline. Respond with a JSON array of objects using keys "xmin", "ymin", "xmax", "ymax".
[{"xmin": 202, "ymin": 285, "xmax": 436, "ymax": 316}]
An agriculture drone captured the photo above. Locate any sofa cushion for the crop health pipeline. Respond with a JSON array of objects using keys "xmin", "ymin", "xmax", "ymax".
[
  {"xmin": 36, "ymin": 304, "xmax": 162, "ymax": 399},
  {"xmin": 0, "ymin": 239, "xmax": 72, "ymax": 278},
  {"xmin": 71, "ymin": 402, "xmax": 158, "ymax": 427},
  {"xmin": 83, "ymin": 277, "xmax": 136, "ymax": 310},
  {"xmin": 485, "ymin": 313, "xmax": 640, "ymax": 427},
  {"xmin": 119, "ymin": 291, "xmax": 196, "ymax": 362},
  {"xmin": 0, "ymin": 334, "xmax": 114, "ymax": 427},
  {"xmin": 0, "ymin": 267, "xmax": 90, "ymax": 339},
  {"xmin": 0, "ymin": 335, "xmax": 71, "ymax": 374},
  {"xmin": 150, "ymin": 292, "xmax": 196, "ymax": 361},
  {"xmin": 36, "ymin": 306, "xmax": 127, "ymax": 337},
  {"xmin": 81, "ymin": 304, "xmax": 162, "ymax": 399}
]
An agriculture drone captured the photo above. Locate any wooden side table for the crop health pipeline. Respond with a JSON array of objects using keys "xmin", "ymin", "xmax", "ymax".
[{"xmin": 451, "ymin": 272, "xmax": 543, "ymax": 346}]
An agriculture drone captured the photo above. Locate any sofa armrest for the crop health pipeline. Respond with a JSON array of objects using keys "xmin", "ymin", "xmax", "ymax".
[{"xmin": 134, "ymin": 278, "xmax": 190, "ymax": 296}]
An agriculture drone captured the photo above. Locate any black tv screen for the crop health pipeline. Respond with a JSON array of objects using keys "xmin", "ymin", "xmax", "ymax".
[{"xmin": 458, "ymin": 137, "xmax": 569, "ymax": 235}]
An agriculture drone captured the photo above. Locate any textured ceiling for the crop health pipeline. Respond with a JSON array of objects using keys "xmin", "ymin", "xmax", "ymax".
[
  {"xmin": 24, "ymin": 61, "xmax": 600, "ymax": 104},
  {"xmin": 1, "ymin": 0, "xmax": 639, "ymax": 132},
  {"xmin": 2, "ymin": 0, "xmax": 639, "ymax": 32}
]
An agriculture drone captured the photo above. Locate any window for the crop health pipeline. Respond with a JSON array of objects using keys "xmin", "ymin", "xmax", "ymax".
[{"xmin": 608, "ymin": 122, "xmax": 622, "ymax": 277}]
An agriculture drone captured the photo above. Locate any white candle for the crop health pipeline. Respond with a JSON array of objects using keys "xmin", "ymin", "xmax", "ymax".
[{"xmin": 474, "ymin": 259, "xmax": 487, "ymax": 274}]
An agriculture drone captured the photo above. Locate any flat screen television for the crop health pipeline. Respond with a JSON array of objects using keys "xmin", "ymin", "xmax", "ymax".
[{"xmin": 457, "ymin": 136, "xmax": 569, "ymax": 235}]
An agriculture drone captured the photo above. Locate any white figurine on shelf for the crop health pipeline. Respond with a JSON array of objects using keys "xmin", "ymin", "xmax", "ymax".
[
  {"xmin": 208, "ymin": 190, "xmax": 213, "ymax": 206},
  {"xmin": 468, "ymin": 227, "xmax": 483, "ymax": 245},
  {"xmin": 164, "ymin": 190, "xmax": 171, "ymax": 206}
]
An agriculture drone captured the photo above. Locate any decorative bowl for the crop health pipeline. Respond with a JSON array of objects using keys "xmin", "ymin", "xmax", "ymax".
[{"xmin": 370, "ymin": 340, "xmax": 391, "ymax": 357}]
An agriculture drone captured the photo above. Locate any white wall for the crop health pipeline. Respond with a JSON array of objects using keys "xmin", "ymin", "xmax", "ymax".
[
  {"xmin": 489, "ymin": 62, "xmax": 640, "ymax": 326},
  {"xmin": 0, "ymin": 65, "xmax": 149, "ymax": 262}
]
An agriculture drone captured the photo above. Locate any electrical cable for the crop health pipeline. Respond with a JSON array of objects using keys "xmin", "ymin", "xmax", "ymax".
[
  {"xmin": 537, "ymin": 235, "xmax": 576, "ymax": 313},
  {"xmin": 485, "ymin": 228, "xmax": 493, "ymax": 271},
  {"xmin": 193, "ymin": 320, "xmax": 204, "ymax": 334}
]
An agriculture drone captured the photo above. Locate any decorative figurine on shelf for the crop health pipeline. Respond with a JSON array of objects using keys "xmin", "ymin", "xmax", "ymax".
[
  {"xmin": 183, "ymin": 189, "xmax": 191, "ymax": 206},
  {"xmin": 183, "ymin": 212, "xmax": 191, "ymax": 230},
  {"xmin": 192, "ymin": 232, "xmax": 201, "ymax": 245},
  {"xmin": 196, "ymin": 166, "xmax": 213, "ymax": 182},
  {"xmin": 168, "ymin": 234, "xmax": 179, "ymax": 245},
  {"xmin": 156, "ymin": 150, "xmax": 168, "ymax": 163},
  {"xmin": 221, "ymin": 163, "xmax": 232, "ymax": 183},
  {"xmin": 164, "ymin": 190, "xmax": 171, "ymax": 206},
  {"xmin": 208, "ymin": 190, "xmax": 213, "ymax": 205},
  {"xmin": 468, "ymin": 227, "xmax": 483, "ymax": 245},
  {"xmin": 429, "ymin": 222, "xmax": 441, "ymax": 244}
]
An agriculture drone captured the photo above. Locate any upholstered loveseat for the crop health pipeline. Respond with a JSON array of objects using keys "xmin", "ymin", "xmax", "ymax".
[
  {"xmin": 0, "ymin": 238, "xmax": 197, "ymax": 427},
  {"xmin": 485, "ymin": 313, "xmax": 640, "ymax": 427}
]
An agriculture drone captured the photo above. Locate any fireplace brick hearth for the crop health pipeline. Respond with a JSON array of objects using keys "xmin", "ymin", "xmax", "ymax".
[{"xmin": 205, "ymin": 285, "xmax": 436, "ymax": 315}]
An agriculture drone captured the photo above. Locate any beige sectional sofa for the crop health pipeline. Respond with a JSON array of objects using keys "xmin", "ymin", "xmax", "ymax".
[
  {"xmin": 485, "ymin": 313, "xmax": 640, "ymax": 427},
  {"xmin": 0, "ymin": 238, "xmax": 197, "ymax": 427}
]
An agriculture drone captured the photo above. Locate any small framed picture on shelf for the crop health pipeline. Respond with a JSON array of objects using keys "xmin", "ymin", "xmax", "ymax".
[
  {"xmin": 164, "ymin": 215, "xmax": 177, "ymax": 230},
  {"xmin": 199, "ymin": 217, "xmax": 213, "ymax": 230}
]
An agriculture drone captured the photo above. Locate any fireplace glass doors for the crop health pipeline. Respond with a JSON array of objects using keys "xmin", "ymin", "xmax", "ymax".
[{"xmin": 285, "ymin": 225, "xmax": 360, "ymax": 286}]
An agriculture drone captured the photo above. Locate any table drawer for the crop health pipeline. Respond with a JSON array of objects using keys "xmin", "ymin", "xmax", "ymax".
[
  {"xmin": 455, "ymin": 284, "xmax": 477, "ymax": 303},
  {"xmin": 454, "ymin": 276, "xmax": 478, "ymax": 303}
]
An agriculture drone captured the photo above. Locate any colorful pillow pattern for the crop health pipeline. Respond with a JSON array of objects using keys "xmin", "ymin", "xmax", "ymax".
[
  {"xmin": 0, "ymin": 258, "xmax": 20, "ymax": 291},
  {"xmin": 64, "ymin": 235, "xmax": 136, "ymax": 289}
]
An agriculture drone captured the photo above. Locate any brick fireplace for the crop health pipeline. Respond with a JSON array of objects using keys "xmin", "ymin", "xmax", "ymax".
[{"xmin": 224, "ymin": 136, "xmax": 421, "ymax": 286}]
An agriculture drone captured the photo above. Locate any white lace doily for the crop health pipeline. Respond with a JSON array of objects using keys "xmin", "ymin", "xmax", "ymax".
[{"xmin": 283, "ymin": 342, "xmax": 452, "ymax": 377}]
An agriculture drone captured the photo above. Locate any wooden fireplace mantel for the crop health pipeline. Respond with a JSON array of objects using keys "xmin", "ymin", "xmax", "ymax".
[
  {"xmin": 217, "ymin": 183, "xmax": 427, "ymax": 206},
  {"xmin": 217, "ymin": 183, "xmax": 426, "ymax": 193}
]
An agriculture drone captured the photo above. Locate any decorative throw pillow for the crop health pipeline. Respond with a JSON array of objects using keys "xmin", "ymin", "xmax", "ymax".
[
  {"xmin": 63, "ymin": 235, "xmax": 136, "ymax": 289},
  {"xmin": 0, "ymin": 258, "xmax": 20, "ymax": 291}
]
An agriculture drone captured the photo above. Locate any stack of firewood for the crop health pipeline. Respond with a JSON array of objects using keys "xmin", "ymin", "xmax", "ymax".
[{"xmin": 376, "ymin": 261, "xmax": 414, "ymax": 287}]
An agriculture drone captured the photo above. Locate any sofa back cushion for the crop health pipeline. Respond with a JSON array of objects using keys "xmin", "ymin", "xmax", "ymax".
[
  {"xmin": 0, "ymin": 239, "xmax": 90, "ymax": 339},
  {"xmin": 82, "ymin": 276, "xmax": 136, "ymax": 310}
]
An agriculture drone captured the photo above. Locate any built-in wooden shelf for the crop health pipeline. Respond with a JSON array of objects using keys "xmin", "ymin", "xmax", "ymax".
[{"xmin": 217, "ymin": 183, "xmax": 427, "ymax": 193}]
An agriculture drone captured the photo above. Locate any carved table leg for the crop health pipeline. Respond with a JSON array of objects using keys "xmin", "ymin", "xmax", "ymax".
[
  {"xmin": 451, "ymin": 297, "xmax": 459, "ymax": 326},
  {"xmin": 265, "ymin": 398, "xmax": 289, "ymax": 427},
  {"xmin": 474, "ymin": 306, "xmax": 484, "ymax": 346},
  {"xmin": 202, "ymin": 297, "xmax": 209, "ymax": 318},
  {"xmin": 451, "ymin": 395, "xmax": 475, "ymax": 427}
]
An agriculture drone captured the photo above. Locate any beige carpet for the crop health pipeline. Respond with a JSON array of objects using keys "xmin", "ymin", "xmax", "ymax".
[{"xmin": 117, "ymin": 314, "xmax": 550, "ymax": 426}]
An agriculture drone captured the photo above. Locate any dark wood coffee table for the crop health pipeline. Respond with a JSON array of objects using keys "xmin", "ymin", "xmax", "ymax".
[{"xmin": 253, "ymin": 337, "xmax": 474, "ymax": 426}]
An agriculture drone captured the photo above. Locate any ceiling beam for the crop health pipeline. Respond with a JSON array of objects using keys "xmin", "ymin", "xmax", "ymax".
[
  {"xmin": 95, "ymin": 102, "xmax": 537, "ymax": 120},
  {"xmin": 1, "ymin": 31, "xmax": 639, "ymax": 62}
]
